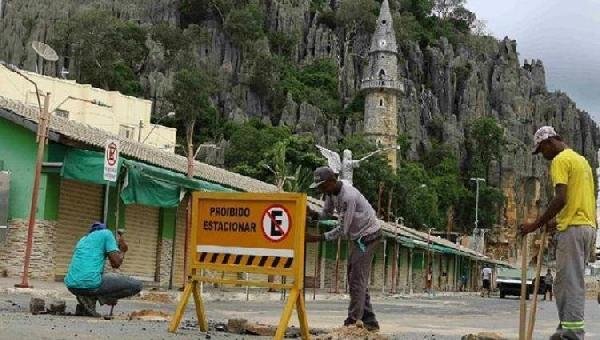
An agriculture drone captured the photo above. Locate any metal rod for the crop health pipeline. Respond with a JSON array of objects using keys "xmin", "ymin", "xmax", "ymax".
[
  {"xmin": 103, "ymin": 184, "xmax": 110, "ymax": 223},
  {"xmin": 527, "ymin": 227, "xmax": 548, "ymax": 340},
  {"xmin": 519, "ymin": 234, "xmax": 529, "ymax": 340},
  {"xmin": 16, "ymin": 92, "xmax": 50, "ymax": 288}
]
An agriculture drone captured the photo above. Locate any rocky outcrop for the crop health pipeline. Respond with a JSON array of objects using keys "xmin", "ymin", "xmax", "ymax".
[{"xmin": 1, "ymin": 1, "xmax": 599, "ymax": 263}]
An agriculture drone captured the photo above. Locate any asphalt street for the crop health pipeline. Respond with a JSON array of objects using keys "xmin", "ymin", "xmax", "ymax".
[{"xmin": 1, "ymin": 291, "xmax": 599, "ymax": 339}]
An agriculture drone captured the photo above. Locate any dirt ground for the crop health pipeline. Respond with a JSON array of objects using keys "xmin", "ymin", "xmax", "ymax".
[{"xmin": 2, "ymin": 289, "xmax": 600, "ymax": 339}]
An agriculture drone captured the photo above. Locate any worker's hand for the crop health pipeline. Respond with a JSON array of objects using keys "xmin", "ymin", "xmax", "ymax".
[
  {"xmin": 306, "ymin": 234, "xmax": 323, "ymax": 243},
  {"xmin": 519, "ymin": 222, "xmax": 539, "ymax": 235},
  {"xmin": 547, "ymin": 219, "xmax": 558, "ymax": 234},
  {"xmin": 118, "ymin": 237, "xmax": 129, "ymax": 253}
]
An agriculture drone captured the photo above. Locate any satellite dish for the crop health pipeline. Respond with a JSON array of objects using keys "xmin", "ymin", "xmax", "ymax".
[{"xmin": 31, "ymin": 41, "xmax": 59, "ymax": 62}]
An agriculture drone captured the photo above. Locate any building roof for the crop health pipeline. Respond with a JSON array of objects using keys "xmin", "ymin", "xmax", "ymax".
[
  {"xmin": 0, "ymin": 96, "xmax": 277, "ymax": 193},
  {"xmin": 0, "ymin": 96, "xmax": 511, "ymax": 267}
]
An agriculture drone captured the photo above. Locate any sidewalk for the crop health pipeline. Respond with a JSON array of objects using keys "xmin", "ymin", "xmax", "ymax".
[{"xmin": 0, "ymin": 276, "xmax": 481, "ymax": 304}]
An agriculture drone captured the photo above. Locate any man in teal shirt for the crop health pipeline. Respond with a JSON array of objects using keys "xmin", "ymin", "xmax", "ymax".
[{"xmin": 65, "ymin": 222, "xmax": 142, "ymax": 317}]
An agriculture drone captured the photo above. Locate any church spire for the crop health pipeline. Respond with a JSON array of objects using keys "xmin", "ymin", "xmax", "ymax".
[{"xmin": 369, "ymin": 0, "xmax": 397, "ymax": 54}]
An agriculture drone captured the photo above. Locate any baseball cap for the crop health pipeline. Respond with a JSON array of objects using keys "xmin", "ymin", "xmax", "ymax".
[
  {"xmin": 310, "ymin": 166, "xmax": 336, "ymax": 189},
  {"xmin": 532, "ymin": 126, "xmax": 559, "ymax": 154}
]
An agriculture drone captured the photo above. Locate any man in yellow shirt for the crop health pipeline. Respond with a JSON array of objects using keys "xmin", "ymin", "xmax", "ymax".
[{"xmin": 521, "ymin": 126, "xmax": 596, "ymax": 340}]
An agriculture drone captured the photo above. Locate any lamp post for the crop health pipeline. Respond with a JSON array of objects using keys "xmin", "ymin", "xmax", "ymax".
[
  {"xmin": 470, "ymin": 177, "xmax": 486, "ymax": 253},
  {"xmin": 141, "ymin": 111, "xmax": 175, "ymax": 144},
  {"xmin": 1, "ymin": 63, "xmax": 49, "ymax": 289}
]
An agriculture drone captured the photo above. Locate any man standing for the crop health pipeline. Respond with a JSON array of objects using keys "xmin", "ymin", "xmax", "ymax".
[
  {"xmin": 307, "ymin": 166, "xmax": 381, "ymax": 332},
  {"xmin": 544, "ymin": 268, "xmax": 554, "ymax": 301},
  {"xmin": 520, "ymin": 126, "xmax": 596, "ymax": 340},
  {"xmin": 481, "ymin": 266, "xmax": 492, "ymax": 298},
  {"xmin": 65, "ymin": 222, "xmax": 142, "ymax": 317}
]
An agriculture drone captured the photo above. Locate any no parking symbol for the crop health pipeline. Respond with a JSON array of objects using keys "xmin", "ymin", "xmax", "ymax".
[{"xmin": 262, "ymin": 205, "xmax": 291, "ymax": 242}]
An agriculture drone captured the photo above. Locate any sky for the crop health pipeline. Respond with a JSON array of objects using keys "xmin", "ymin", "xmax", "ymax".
[{"xmin": 466, "ymin": 0, "xmax": 600, "ymax": 123}]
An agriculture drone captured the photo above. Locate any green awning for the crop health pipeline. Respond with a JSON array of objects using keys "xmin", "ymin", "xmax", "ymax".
[
  {"xmin": 120, "ymin": 159, "xmax": 233, "ymax": 208},
  {"xmin": 61, "ymin": 148, "xmax": 234, "ymax": 208},
  {"xmin": 61, "ymin": 149, "xmax": 122, "ymax": 186}
]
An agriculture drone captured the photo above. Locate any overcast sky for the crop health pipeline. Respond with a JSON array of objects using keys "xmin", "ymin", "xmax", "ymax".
[{"xmin": 467, "ymin": 0, "xmax": 600, "ymax": 123}]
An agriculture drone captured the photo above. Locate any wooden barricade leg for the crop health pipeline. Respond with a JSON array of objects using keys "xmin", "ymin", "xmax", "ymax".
[
  {"xmin": 168, "ymin": 282, "xmax": 193, "ymax": 333},
  {"xmin": 192, "ymin": 280, "xmax": 209, "ymax": 332},
  {"xmin": 296, "ymin": 289, "xmax": 310, "ymax": 339},
  {"xmin": 275, "ymin": 287, "xmax": 300, "ymax": 340}
]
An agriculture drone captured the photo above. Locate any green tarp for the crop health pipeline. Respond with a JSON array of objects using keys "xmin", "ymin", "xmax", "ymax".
[
  {"xmin": 61, "ymin": 149, "xmax": 233, "ymax": 208},
  {"xmin": 61, "ymin": 149, "xmax": 122, "ymax": 186},
  {"xmin": 120, "ymin": 159, "xmax": 233, "ymax": 208}
]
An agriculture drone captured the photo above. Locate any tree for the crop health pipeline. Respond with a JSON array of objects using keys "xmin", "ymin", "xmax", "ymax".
[
  {"xmin": 468, "ymin": 116, "xmax": 506, "ymax": 180},
  {"xmin": 167, "ymin": 67, "xmax": 217, "ymax": 177},
  {"xmin": 432, "ymin": 0, "xmax": 465, "ymax": 18},
  {"xmin": 54, "ymin": 9, "xmax": 147, "ymax": 96},
  {"xmin": 224, "ymin": 0, "xmax": 265, "ymax": 47}
]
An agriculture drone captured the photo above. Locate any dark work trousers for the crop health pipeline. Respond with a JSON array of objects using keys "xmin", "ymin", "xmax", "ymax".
[
  {"xmin": 68, "ymin": 273, "xmax": 142, "ymax": 304},
  {"xmin": 346, "ymin": 233, "xmax": 380, "ymax": 323}
]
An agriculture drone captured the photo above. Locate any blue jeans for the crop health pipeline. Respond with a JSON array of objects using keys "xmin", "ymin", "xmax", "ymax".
[{"xmin": 68, "ymin": 273, "xmax": 142, "ymax": 303}]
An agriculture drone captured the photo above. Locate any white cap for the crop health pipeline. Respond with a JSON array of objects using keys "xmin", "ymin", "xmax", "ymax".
[{"xmin": 532, "ymin": 126, "xmax": 558, "ymax": 154}]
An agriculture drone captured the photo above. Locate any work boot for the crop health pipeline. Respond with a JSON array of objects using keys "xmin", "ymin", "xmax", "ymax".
[
  {"xmin": 364, "ymin": 320, "xmax": 380, "ymax": 332},
  {"xmin": 361, "ymin": 310, "xmax": 377, "ymax": 324},
  {"xmin": 75, "ymin": 295, "xmax": 100, "ymax": 317},
  {"xmin": 343, "ymin": 317, "xmax": 356, "ymax": 327}
]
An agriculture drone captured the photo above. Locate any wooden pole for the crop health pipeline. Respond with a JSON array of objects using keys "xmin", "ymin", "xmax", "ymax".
[
  {"xmin": 391, "ymin": 223, "xmax": 399, "ymax": 294},
  {"xmin": 527, "ymin": 226, "xmax": 548, "ymax": 340},
  {"xmin": 16, "ymin": 92, "xmax": 50, "ymax": 288},
  {"xmin": 519, "ymin": 234, "xmax": 529, "ymax": 340},
  {"xmin": 313, "ymin": 221, "xmax": 319, "ymax": 300}
]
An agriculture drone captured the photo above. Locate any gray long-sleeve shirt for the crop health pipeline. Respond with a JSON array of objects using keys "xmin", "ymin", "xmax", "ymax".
[{"xmin": 320, "ymin": 182, "xmax": 380, "ymax": 241}]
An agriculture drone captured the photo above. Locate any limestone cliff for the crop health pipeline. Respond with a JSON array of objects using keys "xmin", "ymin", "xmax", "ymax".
[{"xmin": 1, "ymin": 0, "xmax": 599, "ymax": 262}]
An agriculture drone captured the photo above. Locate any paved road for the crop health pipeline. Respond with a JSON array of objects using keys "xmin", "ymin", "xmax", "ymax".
[{"xmin": 1, "ymin": 291, "xmax": 599, "ymax": 339}]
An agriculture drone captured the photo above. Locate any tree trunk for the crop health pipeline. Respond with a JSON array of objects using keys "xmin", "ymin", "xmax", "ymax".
[{"xmin": 186, "ymin": 121, "xmax": 195, "ymax": 178}]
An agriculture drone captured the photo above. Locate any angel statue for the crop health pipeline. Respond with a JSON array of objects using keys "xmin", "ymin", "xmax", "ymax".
[{"xmin": 315, "ymin": 145, "xmax": 400, "ymax": 186}]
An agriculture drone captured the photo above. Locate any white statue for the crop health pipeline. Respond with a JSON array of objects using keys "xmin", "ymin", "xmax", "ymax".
[{"xmin": 316, "ymin": 145, "xmax": 398, "ymax": 186}]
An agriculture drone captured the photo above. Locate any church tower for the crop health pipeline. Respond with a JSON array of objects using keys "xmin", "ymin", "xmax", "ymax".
[{"xmin": 361, "ymin": 0, "xmax": 403, "ymax": 169}]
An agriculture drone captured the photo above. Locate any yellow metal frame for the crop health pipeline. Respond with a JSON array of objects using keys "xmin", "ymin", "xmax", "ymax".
[{"xmin": 168, "ymin": 192, "xmax": 310, "ymax": 340}]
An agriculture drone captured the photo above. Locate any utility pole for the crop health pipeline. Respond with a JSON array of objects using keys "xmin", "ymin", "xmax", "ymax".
[{"xmin": 16, "ymin": 92, "xmax": 51, "ymax": 288}]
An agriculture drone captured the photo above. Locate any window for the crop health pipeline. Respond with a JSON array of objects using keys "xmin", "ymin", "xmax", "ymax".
[
  {"xmin": 382, "ymin": 20, "xmax": 387, "ymax": 24},
  {"xmin": 378, "ymin": 69, "xmax": 386, "ymax": 79},
  {"xmin": 119, "ymin": 125, "xmax": 135, "ymax": 140},
  {"xmin": 54, "ymin": 109, "xmax": 69, "ymax": 119},
  {"xmin": 379, "ymin": 98, "xmax": 385, "ymax": 107}
]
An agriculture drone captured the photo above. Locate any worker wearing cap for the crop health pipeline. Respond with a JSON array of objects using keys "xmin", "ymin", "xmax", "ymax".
[
  {"xmin": 307, "ymin": 166, "xmax": 381, "ymax": 332},
  {"xmin": 520, "ymin": 126, "xmax": 596, "ymax": 340},
  {"xmin": 64, "ymin": 222, "xmax": 142, "ymax": 317}
]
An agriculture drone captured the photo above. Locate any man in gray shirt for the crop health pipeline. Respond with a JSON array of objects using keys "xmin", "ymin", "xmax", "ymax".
[{"xmin": 307, "ymin": 166, "xmax": 381, "ymax": 331}]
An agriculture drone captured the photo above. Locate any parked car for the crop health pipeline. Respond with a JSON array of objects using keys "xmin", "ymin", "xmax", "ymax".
[{"xmin": 496, "ymin": 268, "xmax": 545, "ymax": 299}]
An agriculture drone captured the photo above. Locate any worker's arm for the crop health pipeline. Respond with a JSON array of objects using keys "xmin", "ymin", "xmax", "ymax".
[
  {"xmin": 108, "ymin": 236, "xmax": 128, "ymax": 268},
  {"xmin": 520, "ymin": 184, "xmax": 567, "ymax": 234},
  {"xmin": 322, "ymin": 196, "xmax": 356, "ymax": 241}
]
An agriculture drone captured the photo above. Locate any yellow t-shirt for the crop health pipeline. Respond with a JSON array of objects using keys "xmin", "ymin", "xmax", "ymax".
[{"xmin": 550, "ymin": 148, "xmax": 597, "ymax": 231}]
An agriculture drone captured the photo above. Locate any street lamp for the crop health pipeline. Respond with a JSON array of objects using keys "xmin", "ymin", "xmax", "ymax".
[
  {"xmin": 470, "ymin": 177, "xmax": 486, "ymax": 253},
  {"xmin": 141, "ymin": 111, "xmax": 175, "ymax": 144}
]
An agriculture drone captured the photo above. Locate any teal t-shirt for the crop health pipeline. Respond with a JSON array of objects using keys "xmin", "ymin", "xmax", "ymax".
[{"xmin": 64, "ymin": 229, "xmax": 119, "ymax": 289}]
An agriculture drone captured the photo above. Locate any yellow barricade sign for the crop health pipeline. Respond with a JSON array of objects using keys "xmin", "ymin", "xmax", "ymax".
[{"xmin": 168, "ymin": 192, "xmax": 309, "ymax": 339}]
